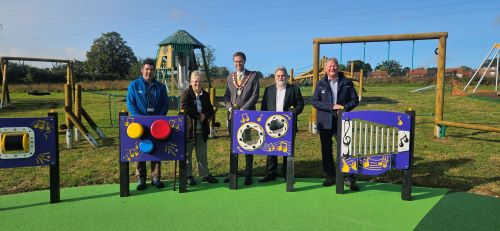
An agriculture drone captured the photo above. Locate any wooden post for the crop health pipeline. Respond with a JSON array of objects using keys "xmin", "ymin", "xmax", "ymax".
[
  {"xmin": 434, "ymin": 35, "xmax": 447, "ymax": 137},
  {"xmin": 402, "ymin": 109, "xmax": 415, "ymax": 201},
  {"xmin": 81, "ymin": 108, "xmax": 106, "ymax": 139},
  {"xmin": 64, "ymin": 84, "xmax": 74, "ymax": 149},
  {"xmin": 49, "ymin": 111, "xmax": 61, "ymax": 203},
  {"xmin": 311, "ymin": 42, "xmax": 320, "ymax": 134},
  {"xmin": 119, "ymin": 111, "xmax": 130, "ymax": 197},
  {"xmin": 74, "ymin": 84, "xmax": 82, "ymax": 141},
  {"xmin": 64, "ymin": 106, "xmax": 98, "ymax": 148},
  {"xmin": 350, "ymin": 61, "xmax": 354, "ymax": 78},
  {"xmin": 67, "ymin": 62, "xmax": 74, "ymax": 102},
  {"xmin": 359, "ymin": 69, "xmax": 364, "ymax": 101},
  {"xmin": 209, "ymin": 87, "xmax": 216, "ymax": 139},
  {"xmin": 289, "ymin": 68, "xmax": 294, "ymax": 84},
  {"xmin": 1, "ymin": 59, "xmax": 7, "ymax": 108}
]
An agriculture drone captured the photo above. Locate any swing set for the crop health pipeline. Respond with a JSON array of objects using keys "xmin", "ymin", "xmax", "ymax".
[
  {"xmin": 1, "ymin": 56, "xmax": 106, "ymax": 148},
  {"xmin": 309, "ymin": 32, "xmax": 499, "ymax": 137}
]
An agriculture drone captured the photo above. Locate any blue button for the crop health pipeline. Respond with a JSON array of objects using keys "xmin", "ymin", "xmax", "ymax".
[{"xmin": 139, "ymin": 139, "xmax": 155, "ymax": 154}]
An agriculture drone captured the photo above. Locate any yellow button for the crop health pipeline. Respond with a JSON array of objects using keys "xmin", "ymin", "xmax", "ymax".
[{"xmin": 127, "ymin": 123, "xmax": 144, "ymax": 139}]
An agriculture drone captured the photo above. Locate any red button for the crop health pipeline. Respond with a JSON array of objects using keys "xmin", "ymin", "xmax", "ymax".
[{"xmin": 150, "ymin": 120, "xmax": 171, "ymax": 140}]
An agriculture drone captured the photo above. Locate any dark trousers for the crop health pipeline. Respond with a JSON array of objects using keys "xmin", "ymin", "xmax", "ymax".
[
  {"xmin": 136, "ymin": 161, "xmax": 161, "ymax": 179},
  {"xmin": 319, "ymin": 125, "xmax": 355, "ymax": 181},
  {"xmin": 266, "ymin": 156, "xmax": 287, "ymax": 176},
  {"xmin": 244, "ymin": 154, "xmax": 254, "ymax": 177},
  {"xmin": 319, "ymin": 128, "xmax": 337, "ymax": 177}
]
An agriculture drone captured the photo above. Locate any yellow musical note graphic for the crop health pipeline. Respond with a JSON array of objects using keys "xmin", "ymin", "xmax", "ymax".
[
  {"xmin": 351, "ymin": 161, "xmax": 358, "ymax": 171},
  {"xmin": 31, "ymin": 120, "xmax": 52, "ymax": 133},
  {"xmin": 267, "ymin": 143, "xmax": 276, "ymax": 152},
  {"xmin": 363, "ymin": 157, "xmax": 371, "ymax": 168},
  {"xmin": 168, "ymin": 119, "xmax": 181, "ymax": 131},
  {"xmin": 128, "ymin": 149, "xmax": 139, "ymax": 158},
  {"xmin": 277, "ymin": 141, "xmax": 288, "ymax": 153},
  {"xmin": 257, "ymin": 114, "xmax": 263, "ymax": 122},
  {"xmin": 241, "ymin": 113, "xmax": 250, "ymax": 123},
  {"xmin": 378, "ymin": 156, "xmax": 389, "ymax": 168},
  {"xmin": 397, "ymin": 116, "xmax": 403, "ymax": 126},
  {"xmin": 34, "ymin": 120, "xmax": 45, "ymax": 129},
  {"xmin": 342, "ymin": 158, "xmax": 350, "ymax": 173},
  {"xmin": 124, "ymin": 117, "xmax": 134, "ymax": 127}
]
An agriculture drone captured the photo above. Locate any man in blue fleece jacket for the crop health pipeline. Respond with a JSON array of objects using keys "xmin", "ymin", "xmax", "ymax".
[{"xmin": 127, "ymin": 58, "xmax": 169, "ymax": 190}]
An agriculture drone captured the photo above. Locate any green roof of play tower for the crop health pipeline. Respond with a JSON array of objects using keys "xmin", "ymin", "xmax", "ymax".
[{"xmin": 158, "ymin": 30, "xmax": 205, "ymax": 48}]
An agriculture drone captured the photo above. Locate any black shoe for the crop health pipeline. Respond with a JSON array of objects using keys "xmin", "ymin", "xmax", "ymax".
[
  {"xmin": 344, "ymin": 179, "xmax": 359, "ymax": 191},
  {"xmin": 202, "ymin": 175, "xmax": 219, "ymax": 184},
  {"xmin": 136, "ymin": 177, "xmax": 146, "ymax": 190},
  {"xmin": 258, "ymin": 174, "xmax": 276, "ymax": 183},
  {"xmin": 223, "ymin": 175, "xmax": 230, "ymax": 183},
  {"xmin": 322, "ymin": 176, "xmax": 336, "ymax": 187},
  {"xmin": 151, "ymin": 178, "xmax": 165, "ymax": 188},
  {"xmin": 187, "ymin": 176, "xmax": 197, "ymax": 186},
  {"xmin": 244, "ymin": 177, "xmax": 253, "ymax": 186}
]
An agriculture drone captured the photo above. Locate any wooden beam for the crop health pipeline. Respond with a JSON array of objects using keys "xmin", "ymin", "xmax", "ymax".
[
  {"xmin": 0, "ymin": 56, "xmax": 72, "ymax": 63},
  {"xmin": 313, "ymin": 32, "xmax": 448, "ymax": 44}
]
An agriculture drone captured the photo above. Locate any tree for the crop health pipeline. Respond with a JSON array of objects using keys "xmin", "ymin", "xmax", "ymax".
[
  {"xmin": 196, "ymin": 45, "xmax": 217, "ymax": 76},
  {"xmin": 402, "ymin": 67, "xmax": 411, "ymax": 76},
  {"xmin": 345, "ymin": 60, "xmax": 373, "ymax": 73},
  {"xmin": 375, "ymin": 60, "xmax": 404, "ymax": 77},
  {"xmin": 86, "ymin": 31, "xmax": 137, "ymax": 80},
  {"xmin": 460, "ymin": 66, "xmax": 473, "ymax": 71},
  {"xmin": 209, "ymin": 66, "xmax": 230, "ymax": 78}
]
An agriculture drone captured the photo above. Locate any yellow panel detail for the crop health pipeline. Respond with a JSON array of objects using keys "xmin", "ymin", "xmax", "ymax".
[
  {"xmin": 22, "ymin": 133, "xmax": 30, "ymax": 152},
  {"xmin": 1, "ymin": 134, "xmax": 5, "ymax": 153}
]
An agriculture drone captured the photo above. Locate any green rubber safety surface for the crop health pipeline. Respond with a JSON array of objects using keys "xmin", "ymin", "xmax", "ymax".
[{"xmin": 1, "ymin": 178, "xmax": 498, "ymax": 230}]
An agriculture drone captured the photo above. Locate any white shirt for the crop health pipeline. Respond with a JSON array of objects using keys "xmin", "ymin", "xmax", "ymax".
[
  {"xmin": 236, "ymin": 70, "xmax": 245, "ymax": 81},
  {"xmin": 275, "ymin": 87, "xmax": 286, "ymax": 112},
  {"xmin": 329, "ymin": 78, "xmax": 338, "ymax": 104}
]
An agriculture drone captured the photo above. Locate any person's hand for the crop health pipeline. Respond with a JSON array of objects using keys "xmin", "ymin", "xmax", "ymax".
[
  {"xmin": 333, "ymin": 104, "xmax": 344, "ymax": 110},
  {"xmin": 200, "ymin": 113, "xmax": 206, "ymax": 122}
]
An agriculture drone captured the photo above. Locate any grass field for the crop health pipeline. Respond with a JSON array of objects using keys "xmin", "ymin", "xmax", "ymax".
[{"xmin": 0, "ymin": 83, "xmax": 498, "ymax": 197}]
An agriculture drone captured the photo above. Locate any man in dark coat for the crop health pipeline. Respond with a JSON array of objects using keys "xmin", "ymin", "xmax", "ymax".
[
  {"xmin": 223, "ymin": 51, "xmax": 259, "ymax": 185},
  {"xmin": 311, "ymin": 57, "xmax": 360, "ymax": 191},
  {"xmin": 259, "ymin": 66, "xmax": 304, "ymax": 182}
]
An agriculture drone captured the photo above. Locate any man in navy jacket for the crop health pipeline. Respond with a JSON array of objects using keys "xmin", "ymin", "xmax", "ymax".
[
  {"xmin": 311, "ymin": 57, "xmax": 360, "ymax": 191},
  {"xmin": 127, "ymin": 58, "xmax": 169, "ymax": 190}
]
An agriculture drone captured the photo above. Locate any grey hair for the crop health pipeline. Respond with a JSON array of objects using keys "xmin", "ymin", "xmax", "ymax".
[
  {"xmin": 190, "ymin": 70, "xmax": 205, "ymax": 82},
  {"xmin": 274, "ymin": 66, "xmax": 288, "ymax": 77},
  {"xmin": 326, "ymin": 57, "xmax": 339, "ymax": 65}
]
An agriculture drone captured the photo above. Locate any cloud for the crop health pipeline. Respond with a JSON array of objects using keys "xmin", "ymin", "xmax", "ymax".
[{"xmin": 168, "ymin": 8, "xmax": 185, "ymax": 20}]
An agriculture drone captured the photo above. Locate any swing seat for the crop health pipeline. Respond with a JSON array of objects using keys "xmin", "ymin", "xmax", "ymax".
[{"xmin": 28, "ymin": 90, "xmax": 50, "ymax": 96}]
